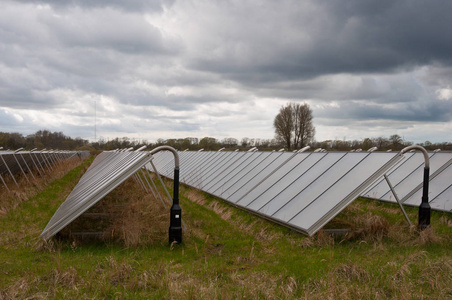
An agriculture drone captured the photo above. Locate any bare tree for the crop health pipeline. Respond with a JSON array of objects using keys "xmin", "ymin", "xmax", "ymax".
[
  {"xmin": 273, "ymin": 102, "xmax": 315, "ymax": 150},
  {"xmin": 293, "ymin": 103, "xmax": 315, "ymax": 149},
  {"xmin": 273, "ymin": 104, "xmax": 293, "ymax": 150}
]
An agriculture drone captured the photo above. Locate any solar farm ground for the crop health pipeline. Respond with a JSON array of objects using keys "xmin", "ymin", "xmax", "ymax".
[{"xmin": 0, "ymin": 158, "xmax": 451, "ymax": 299}]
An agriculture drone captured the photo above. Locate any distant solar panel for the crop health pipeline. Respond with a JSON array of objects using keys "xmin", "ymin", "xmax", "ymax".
[{"xmin": 0, "ymin": 150, "xmax": 89, "ymax": 190}]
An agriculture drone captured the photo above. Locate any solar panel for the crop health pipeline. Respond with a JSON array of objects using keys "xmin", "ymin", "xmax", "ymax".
[
  {"xmin": 41, "ymin": 151, "xmax": 153, "ymax": 240},
  {"xmin": 151, "ymin": 151, "xmax": 407, "ymax": 236},
  {"xmin": 362, "ymin": 152, "xmax": 452, "ymax": 212},
  {"xmin": 0, "ymin": 150, "xmax": 90, "ymax": 190}
]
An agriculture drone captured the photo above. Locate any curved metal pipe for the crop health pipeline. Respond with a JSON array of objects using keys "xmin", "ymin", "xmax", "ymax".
[
  {"xmin": 149, "ymin": 145, "xmax": 181, "ymax": 244},
  {"xmin": 149, "ymin": 145, "xmax": 180, "ymax": 168},
  {"xmin": 298, "ymin": 146, "xmax": 310, "ymax": 153},
  {"xmin": 400, "ymin": 145, "xmax": 431, "ymax": 230},
  {"xmin": 400, "ymin": 145, "xmax": 430, "ymax": 168}
]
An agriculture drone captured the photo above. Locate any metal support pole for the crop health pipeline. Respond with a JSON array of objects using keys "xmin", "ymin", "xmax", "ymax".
[
  {"xmin": 384, "ymin": 174, "xmax": 412, "ymax": 226},
  {"xmin": 40, "ymin": 150, "xmax": 53, "ymax": 172},
  {"xmin": 149, "ymin": 146, "xmax": 182, "ymax": 244},
  {"xmin": 169, "ymin": 167, "xmax": 182, "ymax": 244},
  {"xmin": 1, "ymin": 154, "xmax": 19, "ymax": 187},
  {"xmin": 419, "ymin": 166, "xmax": 431, "ymax": 230},
  {"xmin": 28, "ymin": 150, "xmax": 43, "ymax": 177},
  {"xmin": 31, "ymin": 150, "xmax": 47, "ymax": 175},
  {"xmin": 13, "ymin": 150, "xmax": 30, "ymax": 184},
  {"xmin": 400, "ymin": 145, "xmax": 431, "ymax": 230},
  {"xmin": 18, "ymin": 152, "xmax": 36, "ymax": 180},
  {"xmin": 141, "ymin": 168, "xmax": 167, "ymax": 209},
  {"xmin": 0, "ymin": 173, "xmax": 9, "ymax": 191}
]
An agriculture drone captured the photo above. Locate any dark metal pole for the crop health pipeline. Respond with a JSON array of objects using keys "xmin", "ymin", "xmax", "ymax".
[
  {"xmin": 149, "ymin": 145, "xmax": 182, "ymax": 245},
  {"xmin": 169, "ymin": 167, "xmax": 182, "ymax": 244},
  {"xmin": 400, "ymin": 145, "xmax": 431, "ymax": 230},
  {"xmin": 419, "ymin": 167, "xmax": 431, "ymax": 230}
]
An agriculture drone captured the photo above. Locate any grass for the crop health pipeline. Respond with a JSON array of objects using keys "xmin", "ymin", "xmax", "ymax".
[{"xmin": 0, "ymin": 160, "xmax": 451, "ymax": 299}]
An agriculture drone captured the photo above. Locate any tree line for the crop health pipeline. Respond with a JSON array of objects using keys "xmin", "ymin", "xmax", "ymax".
[
  {"xmin": 1, "ymin": 130, "xmax": 449, "ymax": 153},
  {"xmin": 0, "ymin": 130, "xmax": 89, "ymax": 151}
]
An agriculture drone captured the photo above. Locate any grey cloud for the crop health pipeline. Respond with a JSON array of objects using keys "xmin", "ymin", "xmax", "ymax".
[
  {"xmin": 187, "ymin": 0, "xmax": 452, "ymax": 83},
  {"xmin": 0, "ymin": 0, "xmax": 450, "ymax": 143},
  {"xmin": 13, "ymin": 0, "xmax": 174, "ymax": 13},
  {"xmin": 315, "ymin": 99, "xmax": 452, "ymax": 123}
]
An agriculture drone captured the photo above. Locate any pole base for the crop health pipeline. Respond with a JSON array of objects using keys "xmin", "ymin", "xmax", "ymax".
[
  {"xmin": 169, "ymin": 226, "xmax": 182, "ymax": 244},
  {"xmin": 418, "ymin": 201, "xmax": 431, "ymax": 231}
]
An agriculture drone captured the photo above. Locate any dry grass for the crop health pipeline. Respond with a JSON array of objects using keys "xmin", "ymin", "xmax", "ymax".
[
  {"xmin": 186, "ymin": 189, "xmax": 284, "ymax": 245},
  {"xmin": 0, "ymin": 158, "xmax": 86, "ymax": 217},
  {"xmin": 58, "ymin": 176, "xmax": 170, "ymax": 247}
]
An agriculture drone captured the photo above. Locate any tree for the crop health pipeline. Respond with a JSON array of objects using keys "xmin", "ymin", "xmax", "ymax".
[
  {"xmin": 199, "ymin": 137, "xmax": 219, "ymax": 150},
  {"xmin": 241, "ymin": 137, "xmax": 250, "ymax": 147},
  {"xmin": 222, "ymin": 138, "xmax": 238, "ymax": 148},
  {"xmin": 389, "ymin": 134, "xmax": 403, "ymax": 150},
  {"xmin": 293, "ymin": 103, "xmax": 315, "ymax": 149},
  {"xmin": 273, "ymin": 104, "xmax": 293, "ymax": 150},
  {"xmin": 273, "ymin": 102, "xmax": 315, "ymax": 150}
]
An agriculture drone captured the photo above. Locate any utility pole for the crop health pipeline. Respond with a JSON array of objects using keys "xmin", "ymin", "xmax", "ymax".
[{"xmin": 94, "ymin": 100, "xmax": 97, "ymax": 143}]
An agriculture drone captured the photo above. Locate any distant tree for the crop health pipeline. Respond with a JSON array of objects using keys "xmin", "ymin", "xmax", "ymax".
[
  {"xmin": 273, "ymin": 104, "xmax": 294, "ymax": 150},
  {"xmin": 390, "ymin": 134, "xmax": 403, "ymax": 150},
  {"xmin": 273, "ymin": 102, "xmax": 315, "ymax": 150},
  {"xmin": 373, "ymin": 136, "xmax": 390, "ymax": 150},
  {"xmin": 199, "ymin": 137, "xmax": 219, "ymax": 150},
  {"xmin": 293, "ymin": 103, "xmax": 315, "ymax": 149},
  {"xmin": 222, "ymin": 138, "xmax": 238, "ymax": 148},
  {"xmin": 241, "ymin": 137, "xmax": 250, "ymax": 147},
  {"xmin": 361, "ymin": 138, "xmax": 373, "ymax": 150}
]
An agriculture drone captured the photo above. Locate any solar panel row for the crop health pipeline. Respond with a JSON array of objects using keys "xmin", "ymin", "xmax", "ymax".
[
  {"xmin": 151, "ymin": 151, "xmax": 406, "ymax": 236},
  {"xmin": 0, "ymin": 150, "xmax": 90, "ymax": 190},
  {"xmin": 41, "ymin": 150, "xmax": 153, "ymax": 240}
]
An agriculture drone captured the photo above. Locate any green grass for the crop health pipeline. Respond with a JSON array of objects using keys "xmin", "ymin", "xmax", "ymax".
[{"xmin": 0, "ymin": 161, "xmax": 451, "ymax": 299}]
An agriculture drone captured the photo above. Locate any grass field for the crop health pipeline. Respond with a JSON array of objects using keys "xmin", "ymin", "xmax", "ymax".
[{"xmin": 0, "ymin": 159, "xmax": 451, "ymax": 299}]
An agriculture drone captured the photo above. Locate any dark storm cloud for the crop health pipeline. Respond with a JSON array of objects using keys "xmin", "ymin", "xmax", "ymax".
[
  {"xmin": 189, "ymin": 0, "xmax": 452, "ymax": 82},
  {"xmin": 315, "ymin": 99, "xmax": 452, "ymax": 123},
  {"xmin": 0, "ymin": 0, "xmax": 450, "ymax": 142}
]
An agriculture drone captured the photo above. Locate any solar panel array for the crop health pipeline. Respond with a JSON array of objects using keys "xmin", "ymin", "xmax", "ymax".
[
  {"xmin": 41, "ymin": 150, "xmax": 154, "ymax": 240},
  {"xmin": 0, "ymin": 149, "xmax": 90, "ymax": 190},
  {"xmin": 362, "ymin": 152, "xmax": 452, "ymax": 212},
  {"xmin": 151, "ymin": 150, "xmax": 406, "ymax": 236}
]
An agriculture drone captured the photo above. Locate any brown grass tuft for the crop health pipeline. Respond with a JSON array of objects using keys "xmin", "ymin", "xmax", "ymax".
[
  {"xmin": 334, "ymin": 263, "xmax": 370, "ymax": 282},
  {"xmin": 302, "ymin": 230, "xmax": 335, "ymax": 248},
  {"xmin": 438, "ymin": 215, "xmax": 452, "ymax": 227}
]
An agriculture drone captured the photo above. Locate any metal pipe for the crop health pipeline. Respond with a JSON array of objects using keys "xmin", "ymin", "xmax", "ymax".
[
  {"xmin": 149, "ymin": 146, "xmax": 181, "ymax": 244},
  {"xmin": 40, "ymin": 150, "xmax": 53, "ymax": 172},
  {"xmin": 147, "ymin": 161, "xmax": 187, "ymax": 230},
  {"xmin": 142, "ymin": 167, "xmax": 167, "ymax": 209},
  {"xmin": 28, "ymin": 150, "xmax": 43, "ymax": 177},
  {"xmin": 12, "ymin": 150, "xmax": 30, "ymax": 184},
  {"xmin": 384, "ymin": 175, "xmax": 412, "ymax": 226},
  {"xmin": 31, "ymin": 149, "xmax": 47, "ymax": 175},
  {"xmin": 400, "ymin": 145, "xmax": 431, "ymax": 230},
  {"xmin": 298, "ymin": 146, "xmax": 310, "ymax": 153},
  {"xmin": 0, "ymin": 154, "xmax": 19, "ymax": 186},
  {"xmin": 0, "ymin": 173, "xmax": 9, "ymax": 191},
  {"xmin": 18, "ymin": 151, "xmax": 36, "ymax": 181}
]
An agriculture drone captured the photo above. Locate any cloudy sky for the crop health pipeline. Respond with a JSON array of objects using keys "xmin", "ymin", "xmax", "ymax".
[{"xmin": 1, "ymin": 0, "xmax": 451, "ymax": 144}]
